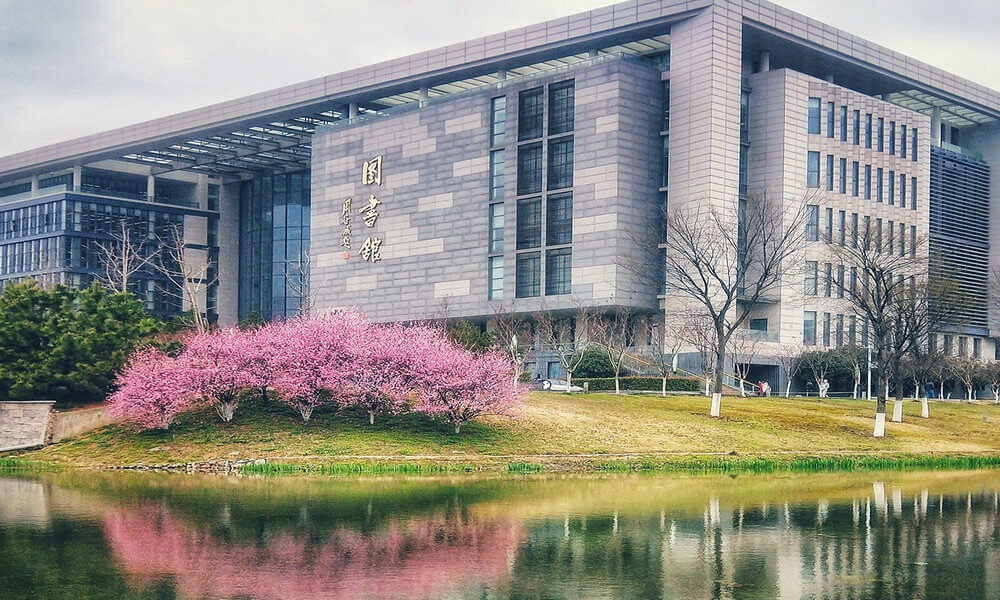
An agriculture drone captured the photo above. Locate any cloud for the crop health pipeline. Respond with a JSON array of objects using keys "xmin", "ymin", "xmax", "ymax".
[{"xmin": 0, "ymin": 0, "xmax": 997, "ymax": 158}]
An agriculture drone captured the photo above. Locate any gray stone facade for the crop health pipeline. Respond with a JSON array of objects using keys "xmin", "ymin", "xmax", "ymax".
[{"xmin": 0, "ymin": 401, "xmax": 53, "ymax": 452}]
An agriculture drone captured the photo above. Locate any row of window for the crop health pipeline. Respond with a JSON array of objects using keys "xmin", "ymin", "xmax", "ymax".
[
  {"xmin": 802, "ymin": 311, "xmax": 863, "ymax": 348},
  {"xmin": 805, "ymin": 205, "xmax": 917, "ymax": 256},
  {"xmin": 1, "ymin": 201, "xmax": 64, "ymax": 240},
  {"xmin": 806, "ymin": 153, "xmax": 918, "ymax": 209},
  {"xmin": 515, "ymin": 248, "xmax": 572, "ymax": 297},
  {"xmin": 928, "ymin": 333, "xmax": 984, "ymax": 359},
  {"xmin": 807, "ymin": 98, "xmax": 918, "ymax": 161},
  {"xmin": 0, "ymin": 237, "xmax": 61, "ymax": 276},
  {"xmin": 518, "ymin": 81, "xmax": 574, "ymax": 141}
]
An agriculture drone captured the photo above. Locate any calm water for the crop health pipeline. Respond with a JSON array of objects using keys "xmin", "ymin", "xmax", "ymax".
[{"xmin": 1, "ymin": 470, "xmax": 999, "ymax": 599}]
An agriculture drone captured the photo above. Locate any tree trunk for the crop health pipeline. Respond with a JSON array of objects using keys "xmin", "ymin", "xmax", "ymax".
[
  {"xmin": 369, "ymin": 410, "xmax": 375, "ymax": 425},
  {"xmin": 873, "ymin": 398, "xmax": 887, "ymax": 438},
  {"xmin": 299, "ymin": 404, "xmax": 314, "ymax": 422},
  {"xmin": 892, "ymin": 398, "xmax": 903, "ymax": 423},
  {"xmin": 615, "ymin": 372, "xmax": 621, "ymax": 395},
  {"xmin": 216, "ymin": 399, "xmax": 238, "ymax": 423},
  {"xmin": 785, "ymin": 380, "xmax": 791, "ymax": 398},
  {"xmin": 710, "ymin": 345, "xmax": 725, "ymax": 417},
  {"xmin": 454, "ymin": 423, "xmax": 461, "ymax": 434},
  {"xmin": 565, "ymin": 370, "xmax": 573, "ymax": 395},
  {"xmin": 661, "ymin": 376, "xmax": 667, "ymax": 398},
  {"xmin": 739, "ymin": 379, "xmax": 746, "ymax": 397},
  {"xmin": 921, "ymin": 396, "xmax": 929, "ymax": 419},
  {"xmin": 704, "ymin": 377, "xmax": 711, "ymax": 397}
]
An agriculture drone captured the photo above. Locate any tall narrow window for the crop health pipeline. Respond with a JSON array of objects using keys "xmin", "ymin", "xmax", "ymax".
[
  {"xmin": 838, "ymin": 210, "xmax": 846, "ymax": 246},
  {"xmin": 515, "ymin": 252, "xmax": 541, "ymax": 297},
  {"xmin": 876, "ymin": 168, "xmax": 884, "ymax": 202},
  {"xmin": 836, "ymin": 314, "xmax": 844, "ymax": 347},
  {"xmin": 851, "ymin": 213, "xmax": 859, "ymax": 248},
  {"xmin": 851, "ymin": 161, "xmax": 859, "ymax": 196},
  {"xmin": 547, "ymin": 138, "xmax": 574, "ymax": 190},
  {"xmin": 805, "ymin": 261, "xmax": 818, "ymax": 295},
  {"xmin": 803, "ymin": 311, "xmax": 817, "ymax": 345},
  {"xmin": 837, "ymin": 265, "xmax": 845, "ymax": 298},
  {"xmin": 827, "ymin": 102, "xmax": 835, "ymax": 138},
  {"xmin": 899, "ymin": 172, "xmax": 906, "ymax": 206},
  {"xmin": 545, "ymin": 248, "xmax": 572, "ymax": 295},
  {"xmin": 488, "ymin": 203, "xmax": 505, "ymax": 253},
  {"xmin": 900, "ymin": 124, "xmax": 907, "ymax": 157},
  {"xmin": 898, "ymin": 222, "xmax": 905, "ymax": 256},
  {"xmin": 876, "ymin": 218, "xmax": 883, "ymax": 252},
  {"xmin": 808, "ymin": 98, "xmax": 822, "ymax": 134},
  {"xmin": 889, "ymin": 120, "xmax": 896, "ymax": 155},
  {"xmin": 852, "ymin": 110, "xmax": 860, "ymax": 145},
  {"xmin": 822, "ymin": 313, "xmax": 831, "ymax": 347},
  {"xmin": 824, "ymin": 263, "xmax": 833, "ymax": 297},
  {"xmin": 911, "ymin": 128, "xmax": 918, "ymax": 161},
  {"xmin": 840, "ymin": 106, "xmax": 848, "ymax": 141},
  {"xmin": 910, "ymin": 225, "xmax": 917, "ymax": 258},
  {"xmin": 548, "ymin": 81, "xmax": 574, "ymax": 135},
  {"xmin": 910, "ymin": 177, "xmax": 917, "ymax": 210},
  {"xmin": 865, "ymin": 113, "xmax": 872, "ymax": 148},
  {"xmin": 517, "ymin": 143, "xmax": 542, "ymax": 195},
  {"xmin": 806, "ymin": 205, "xmax": 819, "ymax": 241},
  {"xmin": 488, "ymin": 256, "xmax": 504, "ymax": 300},
  {"xmin": 888, "ymin": 170, "xmax": 895, "ymax": 206},
  {"xmin": 489, "ymin": 149, "xmax": 505, "ymax": 199},
  {"xmin": 545, "ymin": 193, "xmax": 573, "ymax": 245},
  {"xmin": 490, "ymin": 96, "xmax": 507, "ymax": 146},
  {"xmin": 826, "ymin": 154, "xmax": 834, "ymax": 191},
  {"xmin": 825, "ymin": 207, "xmax": 833, "ymax": 242},
  {"xmin": 839, "ymin": 158, "xmax": 847, "ymax": 194},
  {"xmin": 662, "ymin": 82, "xmax": 670, "ymax": 131},
  {"xmin": 877, "ymin": 118, "xmax": 884, "ymax": 152},
  {"xmin": 864, "ymin": 164, "xmax": 871, "ymax": 199},
  {"xmin": 888, "ymin": 220, "xmax": 894, "ymax": 254},
  {"xmin": 517, "ymin": 88, "xmax": 544, "ymax": 141},
  {"xmin": 807, "ymin": 151, "xmax": 820, "ymax": 187},
  {"xmin": 516, "ymin": 198, "xmax": 541, "ymax": 249}
]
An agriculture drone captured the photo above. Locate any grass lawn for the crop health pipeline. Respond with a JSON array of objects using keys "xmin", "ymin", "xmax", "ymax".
[{"xmin": 13, "ymin": 391, "xmax": 1000, "ymax": 471}]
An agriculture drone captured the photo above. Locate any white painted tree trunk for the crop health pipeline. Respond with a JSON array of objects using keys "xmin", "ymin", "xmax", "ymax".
[
  {"xmin": 615, "ymin": 374, "xmax": 621, "ymax": 395},
  {"xmin": 967, "ymin": 386, "xmax": 973, "ymax": 402},
  {"xmin": 216, "ymin": 400, "xmax": 238, "ymax": 423},
  {"xmin": 661, "ymin": 377, "xmax": 667, "ymax": 397},
  {"xmin": 710, "ymin": 392, "xmax": 722, "ymax": 417},
  {"xmin": 994, "ymin": 388, "xmax": 1000, "ymax": 403},
  {"xmin": 891, "ymin": 399, "xmax": 903, "ymax": 423},
  {"xmin": 298, "ymin": 404, "xmax": 314, "ymax": 422},
  {"xmin": 566, "ymin": 371, "xmax": 573, "ymax": 394},
  {"xmin": 785, "ymin": 381, "xmax": 791, "ymax": 398},
  {"xmin": 921, "ymin": 397, "xmax": 929, "ymax": 419},
  {"xmin": 739, "ymin": 381, "xmax": 746, "ymax": 397},
  {"xmin": 369, "ymin": 410, "xmax": 376, "ymax": 425},
  {"xmin": 873, "ymin": 412, "xmax": 886, "ymax": 438},
  {"xmin": 704, "ymin": 377, "xmax": 711, "ymax": 397}
]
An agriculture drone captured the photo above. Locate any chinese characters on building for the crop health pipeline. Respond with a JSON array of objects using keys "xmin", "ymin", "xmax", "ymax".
[
  {"xmin": 340, "ymin": 198, "xmax": 352, "ymax": 251},
  {"xmin": 358, "ymin": 155, "xmax": 382, "ymax": 263}
]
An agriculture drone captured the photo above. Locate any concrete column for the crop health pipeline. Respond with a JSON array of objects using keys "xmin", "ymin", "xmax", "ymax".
[
  {"xmin": 759, "ymin": 51, "xmax": 770, "ymax": 72},
  {"xmin": 349, "ymin": 102, "xmax": 359, "ymax": 118},
  {"xmin": 30, "ymin": 175, "xmax": 39, "ymax": 192},
  {"xmin": 931, "ymin": 108, "xmax": 942, "ymax": 146},
  {"xmin": 71, "ymin": 165, "xmax": 82, "ymax": 189},
  {"xmin": 146, "ymin": 174, "xmax": 155, "ymax": 200},
  {"xmin": 418, "ymin": 86, "xmax": 429, "ymax": 105},
  {"xmin": 497, "ymin": 68, "xmax": 507, "ymax": 80},
  {"xmin": 195, "ymin": 174, "xmax": 209, "ymax": 209}
]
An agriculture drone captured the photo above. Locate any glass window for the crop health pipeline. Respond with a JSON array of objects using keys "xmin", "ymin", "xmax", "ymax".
[
  {"xmin": 662, "ymin": 82, "xmax": 670, "ymax": 131},
  {"xmin": 839, "ymin": 158, "xmax": 847, "ymax": 194},
  {"xmin": 808, "ymin": 98, "xmax": 821, "ymax": 134},
  {"xmin": 488, "ymin": 203, "xmax": 505, "ymax": 253},
  {"xmin": 839, "ymin": 210, "xmax": 846, "ymax": 246},
  {"xmin": 822, "ymin": 313, "xmax": 831, "ymax": 347},
  {"xmin": 825, "ymin": 207, "xmax": 833, "ymax": 242},
  {"xmin": 515, "ymin": 252, "xmax": 541, "ymax": 298},
  {"xmin": 826, "ymin": 155, "xmax": 834, "ymax": 191},
  {"xmin": 826, "ymin": 102, "xmax": 835, "ymax": 138},
  {"xmin": 899, "ymin": 173, "xmax": 906, "ymax": 206},
  {"xmin": 864, "ymin": 165, "xmax": 871, "ymax": 199},
  {"xmin": 488, "ymin": 256, "xmax": 504, "ymax": 300},
  {"xmin": 824, "ymin": 262, "xmax": 833, "ymax": 297},
  {"xmin": 900, "ymin": 124, "xmax": 907, "ymax": 157},
  {"xmin": 852, "ymin": 161, "xmax": 859, "ymax": 196},
  {"xmin": 807, "ymin": 151, "xmax": 820, "ymax": 187},
  {"xmin": 837, "ymin": 265, "xmax": 845, "ymax": 298},
  {"xmin": 547, "ymin": 138, "xmax": 574, "ymax": 190},
  {"xmin": 661, "ymin": 136, "xmax": 670, "ymax": 188},
  {"xmin": 888, "ymin": 171, "xmax": 895, "ymax": 206},
  {"xmin": 750, "ymin": 318, "xmax": 768, "ymax": 331},
  {"xmin": 840, "ymin": 106, "xmax": 847, "ymax": 141},
  {"xmin": 877, "ymin": 118, "xmax": 884, "ymax": 152},
  {"xmin": 489, "ymin": 149, "xmax": 505, "ymax": 199},
  {"xmin": 806, "ymin": 205, "xmax": 819, "ymax": 241},
  {"xmin": 910, "ymin": 177, "xmax": 917, "ymax": 210},
  {"xmin": 889, "ymin": 121, "xmax": 896, "ymax": 155},
  {"xmin": 852, "ymin": 110, "xmax": 860, "ymax": 145},
  {"xmin": 876, "ymin": 168, "xmax": 883, "ymax": 202},
  {"xmin": 911, "ymin": 128, "xmax": 918, "ymax": 161},
  {"xmin": 803, "ymin": 311, "xmax": 817, "ymax": 345},
  {"xmin": 490, "ymin": 96, "xmax": 507, "ymax": 146},
  {"xmin": 851, "ymin": 213, "xmax": 858, "ymax": 248},
  {"xmin": 516, "ymin": 198, "xmax": 541, "ymax": 249},
  {"xmin": 805, "ymin": 261, "xmax": 818, "ymax": 295},
  {"xmin": 517, "ymin": 143, "xmax": 542, "ymax": 195},
  {"xmin": 545, "ymin": 248, "xmax": 572, "ymax": 295},
  {"xmin": 546, "ymin": 193, "xmax": 572, "ymax": 246},
  {"xmin": 518, "ymin": 88, "xmax": 544, "ymax": 141},
  {"xmin": 865, "ymin": 114, "xmax": 872, "ymax": 148},
  {"xmin": 548, "ymin": 81, "xmax": 574, "ymax": 135}
]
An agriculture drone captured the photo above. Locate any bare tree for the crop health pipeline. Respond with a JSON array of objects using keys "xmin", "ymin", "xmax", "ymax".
[
  {"xmin": 676, "ymin": 310, "xmax": 719, "ymax": 397},
  {"xmin": 623, "ymin": 194, "xmax": 808, "ymax": 417},
  {"xmin": 281, "ymin": 250, "xmax": 313, "ymax": 317},
  {"xmin": 595, "ymin": 308, "xmax": 633, "ymax": 395},
  {"xmin": 729, "ymin": 330, "xmax": 762, "ymax": 397},
  {"xmin": 491, "ymin": 303, "xmax": 534, "ymax": 385},
  {"xmin": 797, "ymin": 349, "xmax": 838, "ymax": 398},
  {"xmin": 838, "ymin": 345, "xmax": 865, "ymax": 400},
  {"xmin": 901, "ymin": 350, "xmax": 942, "ymax": 418},
  {"xmin": 774, "ymin": 344, "xmax": 803, "ymax": 398},
  {"xmin": 950, "ymin": 355, "xmax": 983, "ymax": 402},
  {"xmin": 641, "ymin": 311, "xmax": 687, "ymax": 397},
  {"xmin": 156, "ymin": 223, "xmax": 217, "ymax": 333},
  {"xmin": 829, "ymin": 223, "xmax": 951, "ymax": 436},
  {"xmin": 96, "ymin": 220, "xmax": 159, "ymax": 294},
  {"xmin": 534, "ymin": 304, "xmax": 599, "ymax": 394},
  {"xmin": 984, "ymin": 361, "xmax": 1000, "ymax": 403}
]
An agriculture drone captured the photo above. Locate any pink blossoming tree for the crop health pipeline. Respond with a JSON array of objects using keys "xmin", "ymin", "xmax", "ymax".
[
  {"xmin": 107, "ymin": 347, "xmax": 193, "ymax": 430},
  {"xmin": 182, "ymin": 328, "xmax": 260, "ymax": 422}
]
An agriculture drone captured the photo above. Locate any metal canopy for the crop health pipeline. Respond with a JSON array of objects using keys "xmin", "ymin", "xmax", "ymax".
[
  {"xmin": 888, "ymin": 90, "xmax": 997, "ymax": 128},
  {"xmin": 109, "ymin": 36, "xmax": 671, "ymax": 179}
]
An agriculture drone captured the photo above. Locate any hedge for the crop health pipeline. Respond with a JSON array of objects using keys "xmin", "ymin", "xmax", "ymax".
[{"xmin": 572, "ymin": 376, "xmax": 700, "ymax": 392}]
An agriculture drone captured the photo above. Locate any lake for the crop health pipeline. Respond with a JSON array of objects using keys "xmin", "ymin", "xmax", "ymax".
[{"xmin": 1, "ymin": 469, "xmax": 998, "ymax": 599}]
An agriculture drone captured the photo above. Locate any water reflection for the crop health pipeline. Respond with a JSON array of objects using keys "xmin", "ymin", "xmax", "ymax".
[{"xmin": 1, "ymin": 471, "xmax": 999, "ymax": 599}]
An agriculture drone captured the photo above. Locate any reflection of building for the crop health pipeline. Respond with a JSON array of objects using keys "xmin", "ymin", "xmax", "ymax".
[{"xmin": 1, "ymin": 1, "xmax": 998, "ymax": 374}]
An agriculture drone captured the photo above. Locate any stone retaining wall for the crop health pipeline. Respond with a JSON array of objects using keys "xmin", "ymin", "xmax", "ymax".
[
  {"xmin": 0, "ymin": 401, "xmax": 54, "ymax": 452},
  {"xmin": 49, "ymin": 405, "xmax": 111, "ymax": 442}
]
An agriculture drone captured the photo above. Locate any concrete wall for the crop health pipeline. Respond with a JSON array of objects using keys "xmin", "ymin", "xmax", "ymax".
[
  {"xmin": 0, "ymin": 401, "xmax": 53, "ymax": 451},
  {"xmin": 310, "ymin": 58, "xmax": 663, "ymax": 322},
  {"xmin": 48, "ymin": 405, "xmax": 111, "ymax": 443}
]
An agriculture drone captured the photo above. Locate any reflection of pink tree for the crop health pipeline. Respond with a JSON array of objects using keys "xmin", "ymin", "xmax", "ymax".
[
  {"xmin": 107, "ymin": 348, "xmax": 194, "ymax": 429},
  {"xmin": 104, "ymin": 504, "xmax": 522, "ymax": 600}
]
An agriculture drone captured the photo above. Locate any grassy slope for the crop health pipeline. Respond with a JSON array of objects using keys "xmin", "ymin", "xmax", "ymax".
[{"xmin": 16, "ymin": 392, "xmax": 1000, "ymax": 468}]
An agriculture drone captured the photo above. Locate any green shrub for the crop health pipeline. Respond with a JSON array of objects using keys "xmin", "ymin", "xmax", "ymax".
[
  {"xmin": 572, "ymin": 376, "xmax": 700, "ymax": 392},
  {"xmin": 573, "ymin": 347, "xmax": 614, "ymax": 378}
]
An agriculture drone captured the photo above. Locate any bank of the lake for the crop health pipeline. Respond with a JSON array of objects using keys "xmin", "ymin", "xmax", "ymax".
[{"xmin": 9, "ymin": 392, "xmax": 1000, "ymax": 473}]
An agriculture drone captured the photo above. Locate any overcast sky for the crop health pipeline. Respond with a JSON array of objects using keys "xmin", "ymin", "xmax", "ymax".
[{"xmin": 1, "ymin": 0, "xmax": 997, "ymax": 157}]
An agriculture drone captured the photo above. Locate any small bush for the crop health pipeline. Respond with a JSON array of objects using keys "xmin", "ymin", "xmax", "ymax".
[
  {"xmin": 573, "ymin": 376, "xmax": 700, "ymax": 392},
  {"xmin": 573, "ymin": 347, "xmax": 615, "ymax": 378}
]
